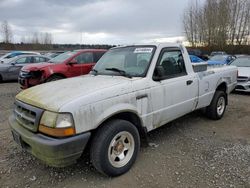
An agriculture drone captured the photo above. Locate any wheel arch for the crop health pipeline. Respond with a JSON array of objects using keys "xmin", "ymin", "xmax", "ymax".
[
  {"xmin": 215, "ymin": 82, "xmax": 228, "ymax": 105},
  {"xmin": 93, "ymin": 110, "xmax": 147, "ymax": 143}
]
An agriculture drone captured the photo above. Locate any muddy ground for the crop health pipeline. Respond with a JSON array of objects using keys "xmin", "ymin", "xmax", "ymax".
[{"xmin": 0, "ymin": 82, "xmax": 249, "ymax": 188}]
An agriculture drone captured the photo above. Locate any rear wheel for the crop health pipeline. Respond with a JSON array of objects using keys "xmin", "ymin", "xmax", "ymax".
[
  {"xmin": 46, "ymin": 75, "xmax": 64, "ymax": 82},
  {"xmin": 206, "ymin": 90, "xmax": 227, "ymax": 120},
  {"xmin": 90, "ymin": 119, "xmax": 140, "ymax": 177}
]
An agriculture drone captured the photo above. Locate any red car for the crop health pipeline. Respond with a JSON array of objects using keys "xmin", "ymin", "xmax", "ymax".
[{"xmin": 19, "ymin": 49, "xmax": 107, "ymax": 89}]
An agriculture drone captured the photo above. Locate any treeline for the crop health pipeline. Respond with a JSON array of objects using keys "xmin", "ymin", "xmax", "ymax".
[
  {"xmin": 183, "ymin": 0, "xmax": 250, "ymax": 48},
  {"xmin": 188, "ymin": 45, "xmax": 250, "ymax": 55},
  {"xmin": 0, "ymin": 42, "xmax": 115, "ymax": 51}
]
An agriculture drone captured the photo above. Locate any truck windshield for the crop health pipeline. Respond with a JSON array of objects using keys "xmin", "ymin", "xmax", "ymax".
[
  {"xmin": 49, "ymin": 51, "xmax": 78, "ymax": 63},
  {"xmin": 92, "ymin": 46, "xmax": 155, "ymax": 77}
]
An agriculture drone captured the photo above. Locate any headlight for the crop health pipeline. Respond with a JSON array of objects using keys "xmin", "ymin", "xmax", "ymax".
[
  {"xmin": 56, "ymin": 113, "xmax": 74, "ymax": 128},
  {"xmin": 39, "ymin": 111, "xmax": 75, "ymax": 137},
  {"xmin": 40, "ymin": 111, "xmax": 57, "ymax": 128}
]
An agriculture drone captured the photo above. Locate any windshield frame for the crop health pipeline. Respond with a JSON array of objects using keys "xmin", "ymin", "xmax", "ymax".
[{"xmin": 91, "ymin": 45, "xmax": 156, "ymax": 78}]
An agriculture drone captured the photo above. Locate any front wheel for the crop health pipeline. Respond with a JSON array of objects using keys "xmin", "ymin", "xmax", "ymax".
[
  {"xmin": 206, "ymin": 90, "xmax": 227, "ymax": 120},
  {"xmin": 90, "ymin": 119, "xmax": 140, "ymax": 176}
]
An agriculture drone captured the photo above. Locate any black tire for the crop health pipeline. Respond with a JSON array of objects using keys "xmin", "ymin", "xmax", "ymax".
[
  {"xmin": 0, "ymin": 74, "xmax": 2, "ymax": 83},
  {"xmin": 46, "ymin": 75, "xmax": 64, "ymax": 82},
  {"xmin": 90, "ymin": 119, "xmax": 140, "ymax": 177},
  {"xmin": 206, "ymin": 90, "xmax": 227, "ymax": 120}
]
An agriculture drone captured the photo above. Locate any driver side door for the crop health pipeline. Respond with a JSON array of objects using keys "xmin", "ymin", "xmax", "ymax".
[{"xmin": 149, "ymin": 47, "xmax": 198, "ymax": 128}]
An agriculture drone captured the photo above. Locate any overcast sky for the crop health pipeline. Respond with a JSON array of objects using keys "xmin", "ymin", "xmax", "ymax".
[{"xmin": 0, "ymin": 0, "xmax": 199, "ymax": 45}]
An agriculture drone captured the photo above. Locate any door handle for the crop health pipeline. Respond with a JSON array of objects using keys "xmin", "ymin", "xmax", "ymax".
[
  {"xmin": 136, "ymin": 94, "xmax": 148, "ymax": 100},
  {"xmin": 186, "ymin": 80, "xmax": 193, "ymax": 85}
]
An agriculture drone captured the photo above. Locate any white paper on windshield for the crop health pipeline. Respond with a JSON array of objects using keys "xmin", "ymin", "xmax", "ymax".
[{"xmin": 134, "ymin": 48, "xmax": 153, "ymax": 53}]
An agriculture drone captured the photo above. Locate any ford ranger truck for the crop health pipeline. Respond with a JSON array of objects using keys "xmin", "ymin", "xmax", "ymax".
[
  {"xmin": 18, "ymin": 49, "xmax": 107, "ymax": 89},
  {"xmin": 9, "ymin": 43, "xmax": 237, "ymax": 177}
]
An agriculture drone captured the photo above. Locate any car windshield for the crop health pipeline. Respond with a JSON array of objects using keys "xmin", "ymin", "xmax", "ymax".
[
  {"xmin": 211, "ymin": 52, "xmax": 225, "ymax": 56},
  {"xmin": 4, "ymin": 53, "xmax": 19, "ymax": 59},
  {"xmin": 210, "ymin": 55, "xmax": 227, "ymax": 61},
  {"xmin": 230, "ymin": 57, "xmax": 250, "ymax": 67},
  {"xmin": 49, "ymin": 51, "xmax": 78, "ymax": 63},
  {"xmin": 92, "ymin": 46, "xmax": 155, "ymax": 77}
]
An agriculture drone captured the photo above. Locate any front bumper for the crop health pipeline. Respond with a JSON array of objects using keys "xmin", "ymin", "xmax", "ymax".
[
  {"xmin": 18, "ymin": 77, "xmax": 29, "ymax": 89},
  {"xmin": 9, "ymin": 115, "xmax": 91, "ymax": 167},
  {"xmin": 235, "ymin": 81, "xmax": 250, "ymax": 92},
  {"xmin": 18, "ymin": 71, "xmax": 43, "ymax": 89}
]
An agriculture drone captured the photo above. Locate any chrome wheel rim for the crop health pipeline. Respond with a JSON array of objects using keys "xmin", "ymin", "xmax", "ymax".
[
  {"xmin": 108, "ymin": 131, "xmax": 135, "ymax": 168},
  {"xmin": 217, "ymin": 96, "xmax": 225, "ymax": 116}
]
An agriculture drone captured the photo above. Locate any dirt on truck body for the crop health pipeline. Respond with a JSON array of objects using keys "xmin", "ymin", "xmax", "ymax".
[{"xmin": 0, "ymin": 82, "xmax": 250, "ymax": 187}]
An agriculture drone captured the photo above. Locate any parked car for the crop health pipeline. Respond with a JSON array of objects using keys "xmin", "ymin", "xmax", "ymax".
[
  {"xmin": 234, "ymin": 54, "xmax": 248, "ymax": 58},
  {"xmin": 9, "ymin": 43, "xmax": 237, "ymax": 176},
  {"xmin": 19, "ymin": 49, "xmax": 107, "ymax": 89},
  {"xmin": 207, "ymin": 55, "xmax": 236, "ymax": 65},
  {"xmin": 0, "ymin": 51, "xmax": 40, "ymax": 63},
  {"xmin": 0, "ymin": 55, "xmax": 50, "ymax": 82},
  {"xmin": 189, "ymin": 55, "xmax": 204, "ymax": 63},
  {"xmin": 229, "ymin": 56, "xmax": 250, "ymax": 92},
  {"xmin": 187, "ymin": 49, "xmax": 209, "ymax": 60},
  {"xmin": 210, "ymin": 51, "xmax": 227, "ymax": 56},
  {"xmin": 45, "ymin": 51, "xmax": 65, "ymax": 58}
]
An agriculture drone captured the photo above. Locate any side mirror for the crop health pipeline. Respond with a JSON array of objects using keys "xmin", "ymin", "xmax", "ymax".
[
  {"xmin": 153, "ymin": 66, "xmax": 165, "ymax": 81},
  {"xmin": 68, "ymin": 59, "xmax": 77, "ymax": 65},
  {"xmin": 11, "ymin": 62, "xmax": 16, "ymax": 65}
]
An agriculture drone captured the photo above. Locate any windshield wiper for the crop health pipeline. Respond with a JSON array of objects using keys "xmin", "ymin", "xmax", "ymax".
[
  {"xmin": 105, "ymin": 68, "xmax": 132, "ymax": 78},
  {"xmin": 92, "ymin": 69, "xmax": 98, "ymax": 75}
]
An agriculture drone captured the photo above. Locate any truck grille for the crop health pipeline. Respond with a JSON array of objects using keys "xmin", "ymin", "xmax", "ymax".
[
  {"xmin": 237, "ymin": 76, "xmax": 249, "ymax": 82},
  {"xmin": 14, "ymin": 100, "xmax": 44, "ymax": 132}
]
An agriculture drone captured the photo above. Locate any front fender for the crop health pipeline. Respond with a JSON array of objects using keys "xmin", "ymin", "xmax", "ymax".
[
  {"xmin": 63, "ymin": 94, "xmax": 143, "ymax": 134},
  {"xmin": 95, "ymin": 103, "xmax": 141, "ymax": 128}
]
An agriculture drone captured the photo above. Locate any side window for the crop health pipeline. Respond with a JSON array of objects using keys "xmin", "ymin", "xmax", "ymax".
[
  {"xmin": 94, "ymin": 51, "xmax": 106, "ymax": 62},
  {"xmin": 38, "ymin": 57, "xmax": 47, "ymax": 62},
  {"xmin": 34, "ymin": 57, "xmax": 40, "ymax": 63},
  {"xmin": 45, "ymin": 57, "xmax": 50, "ymax": 62},
  {"xmin": 16, "ymin": 57, "xmax": 28, "ymax": 64},
  {"xmin": 154, "ymin": 48, "xmax": 187, "ymax": 79},
  {"xmin": 34, "ymin": 56, "xmax": 43, "ymax": 63},
  {"xmin": 75, "ymin": 52, "xmax": 94, "ymax": 64}
]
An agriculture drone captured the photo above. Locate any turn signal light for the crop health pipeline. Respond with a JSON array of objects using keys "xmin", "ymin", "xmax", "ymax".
[{"xmin": 39, "ymin": 124, "xmax": 76, "ymax": 137}]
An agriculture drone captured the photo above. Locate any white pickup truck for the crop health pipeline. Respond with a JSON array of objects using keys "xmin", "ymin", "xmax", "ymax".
[{"xmin": 9, "ymin": 43, "xmax": 237, "ymax": 176}]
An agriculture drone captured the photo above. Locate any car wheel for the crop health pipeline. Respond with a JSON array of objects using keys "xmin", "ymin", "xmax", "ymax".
[
  {"xmin": 206, "ymin": 90, "xmax": 227, "ymax": 120},
  {"xmin": 90, "ymin": 119, "xmax": 140, "ymax": 177},
  {"xmin": 46, "ymin": 75, "xmax": 64, "ymax": 82}
]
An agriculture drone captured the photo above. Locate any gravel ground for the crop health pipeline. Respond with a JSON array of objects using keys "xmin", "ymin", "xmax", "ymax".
[{"xmin": 0, "ymin": 82, "xmax": 249, "ymax": 188}]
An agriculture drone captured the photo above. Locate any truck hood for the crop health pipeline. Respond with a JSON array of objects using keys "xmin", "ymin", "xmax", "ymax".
[
  {"xmin": 22, "ymin": 62, "xmax": 51, "ymax": 71},
  {"xmin": 16, "ymin": 75, "xmax": 137, "ymax": 112},
  {"xmin": 237, "ymin": 67, "xmax": 250, "ymax": 77}
]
